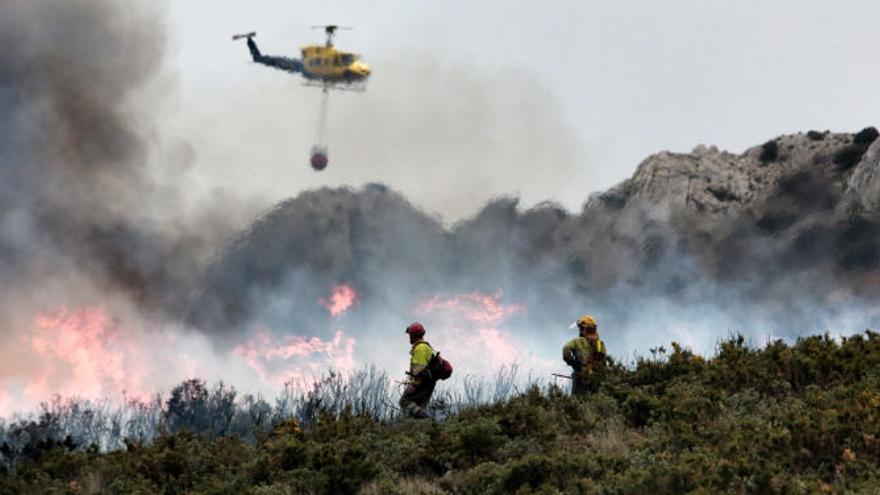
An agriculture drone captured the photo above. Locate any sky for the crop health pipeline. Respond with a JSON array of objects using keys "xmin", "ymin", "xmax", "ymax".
[{"xmin": 161, "ymin": 0, "xmax": 880, "ymax": 221}]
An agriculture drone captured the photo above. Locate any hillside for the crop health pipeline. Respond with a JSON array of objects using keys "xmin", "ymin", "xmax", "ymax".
[
  {"xmin": 2, "ymin": 332, "xmax": 878, "ymax": 494},
  {"xmin": 188, "ymin": 129, "xmax": 880, "ymax": 343},
  {"xmin": 3, "ymin": 129, "xmax": 878, "ymax": 492}
]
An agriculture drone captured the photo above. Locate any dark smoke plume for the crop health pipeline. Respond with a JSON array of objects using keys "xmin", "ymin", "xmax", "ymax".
[
  {"xmin": 0, "ymin": 0, "xmax": 249, "ymax": 321},
  {"xmin": 190, "ymin": 130, "xmax": 880, "ymax": 354},
  {"xmin": 2, "ymin": 0, "xmax": 879, "ymax": 415}
]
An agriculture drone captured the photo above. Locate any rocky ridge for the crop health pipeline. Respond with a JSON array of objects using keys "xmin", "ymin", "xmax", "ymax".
[{"xmin": 190, "ymin": 128, "xmax": 880, "ymax": 335}]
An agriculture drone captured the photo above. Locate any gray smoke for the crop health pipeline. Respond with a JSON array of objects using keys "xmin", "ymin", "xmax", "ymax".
[
  {"xmin": 2, "ymin": 0, "xmax": 879, "ymax": 414},
  {"xmin": 189, "ymin": 129, "xmax": 880, "ymax": 357},
  {"xmin": 0, "ymin": 0, "xmax": 252, "ymax": 322}
]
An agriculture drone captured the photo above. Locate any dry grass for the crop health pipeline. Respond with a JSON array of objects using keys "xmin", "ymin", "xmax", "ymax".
[
  {"xmin": 359, "ymin": 477, "xmax": 449, "ymax": 495},
  {"xmin": 586, "ymin": 417, "xmax": 631, "ymax": 456}
]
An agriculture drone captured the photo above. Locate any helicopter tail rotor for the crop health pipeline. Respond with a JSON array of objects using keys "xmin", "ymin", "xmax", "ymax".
[{"xmin": 231, "ymin": 31, "xmax": 257, "ymax": 41}]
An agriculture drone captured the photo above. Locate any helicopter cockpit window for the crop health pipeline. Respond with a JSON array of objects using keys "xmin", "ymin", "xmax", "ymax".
[{"xmin": 341, "ymin": 54, "xmax": 354, "ymax": 65}]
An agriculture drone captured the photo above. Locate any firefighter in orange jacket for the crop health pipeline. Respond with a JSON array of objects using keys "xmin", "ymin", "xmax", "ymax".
[{"xmin": 399, "ymin": 322, "xmax": 436, "ymax": 418}]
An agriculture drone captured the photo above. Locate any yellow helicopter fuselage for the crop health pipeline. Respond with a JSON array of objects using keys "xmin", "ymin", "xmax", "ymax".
[{"xmin": 300, "ymin": 45, "xmax": 371, "ymax": 83}]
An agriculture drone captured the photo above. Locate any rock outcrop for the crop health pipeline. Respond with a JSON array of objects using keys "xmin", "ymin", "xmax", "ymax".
[
  {"xmin": 190, "ymin": 128, "xmax": 880, "ymax": 335},
  {"xmin": 592, "ymin": 129, "xmax": 880, "ymax": 219}
]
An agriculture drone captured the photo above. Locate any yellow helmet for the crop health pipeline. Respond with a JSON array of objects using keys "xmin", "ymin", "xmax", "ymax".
[{"xmin": 577, "ymin": 315, "xmax": 597, "ymax": 331}]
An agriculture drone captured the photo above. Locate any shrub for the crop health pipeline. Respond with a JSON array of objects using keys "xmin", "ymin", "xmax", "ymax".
[
  {"xmin": 759, "ymin": 140, "xmax": 779, "ymax": 162},
  {"xmin": 835, "ymin": 144, "xmax": 869, "ymax": 170},
  {"xmin": 853, "ymin": 126, "xmax": 879, "ymax": 146},
  {"xmin": 834, "ymin": 127, "xmax": 877, "ymax": 170},
  {"xmin": 443, "ymin": 461, "xmax": 504, "ymax": 493},
  {"xmin": 455, "ymin": 417, "xmax": 503, "ymax": 463},
  {"xmin": 622, "ymin": 388, "xmax": 659, "ymax": 427},
  {"xmin": 3, "ymin": 333, "xmax": 880, "ymax": 492},
  {"xmin": 164, "ymin": 379, "xmax": 236, "ymax": 438},
  {"xmin": 501, "ymin": 454, "xmax": 554, "ymax": 492},
  {"xmin": 807, "ymin": 130, "xmax": 825, "ymax": 141}
]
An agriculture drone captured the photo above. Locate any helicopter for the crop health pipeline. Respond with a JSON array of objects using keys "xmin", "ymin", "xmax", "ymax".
[
  {"xmin": 232, "ymin": 25, "xmax": 370, "ymax": 171},
  {"xmin": 232, "ymin": 25, "xmax": 371, "ymax": 89}
]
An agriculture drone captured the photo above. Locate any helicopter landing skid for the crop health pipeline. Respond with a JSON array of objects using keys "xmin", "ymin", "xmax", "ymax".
[{"xmin": 303, "ymin": 80, "xmax": 367, "ymax": 93}]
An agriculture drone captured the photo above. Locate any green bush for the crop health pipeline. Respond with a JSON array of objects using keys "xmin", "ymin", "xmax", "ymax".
[
  {"xmin": 853, "ymin": 126, "xmax": 879, "ymax": 146},
  {"xmin": 759, "ymin": 139, "xmax": 779, "ymax": 162},
  {"xmin": 835, "ymin": 144, "xmax": 869, "ymax": 170},
  {"xmin": 834, "ymin": 127, "xmax": 878, "ymax": 171},
  {"xmin": 3, "ymin": 332, "xmax": 880, "ymax": 493},
  {"xmin": 455, "ymin": 417, "xmax": 503, "ymax": 463}
]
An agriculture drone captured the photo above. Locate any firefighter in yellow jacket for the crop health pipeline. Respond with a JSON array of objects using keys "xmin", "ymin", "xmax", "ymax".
[
  {"xmin": 563, "ymin": 315, "xmax": 607, "ymax": 396},
  {"xmin": 399, "ymin": 322, "xmax": 436, "ymax": 418}
]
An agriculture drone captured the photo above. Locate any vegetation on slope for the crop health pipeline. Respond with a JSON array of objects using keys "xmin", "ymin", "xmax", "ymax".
[{"xmin": 2, "ymin": 332, "xmax": 879, "ymax": 494}]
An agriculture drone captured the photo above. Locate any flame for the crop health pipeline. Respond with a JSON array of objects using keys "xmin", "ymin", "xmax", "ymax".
[
  {"xmin": 233, "ymin": 329, "xmax": 356, "ymax": 387},
  {"xmin": 235, "ymin": 282, "xmax": 360, "ymax": 388},
  {"xmin": 414, "ymin": 291, "xmax": 526, "ymax": 325},
  {"xmin": 0, "ymin": 389, "xmax": 11, "ymax": 417},
  {"xmin": 0, "ymin": 302, "xmax": 362, "ymax": 416},
  {"xmin": 0, "ymin": 289, "xmax": 543, "ymax": 417},
  {"xmin": 319, "ymin": 283, "xmax": 358, "ymax": 317},
  {"xmin": 25, "ymin": 306, "xmax": 148, "ymax": 403},
  {"xmin": 412, "ymin": 291, "xmax": 531, "ymax": 373}
]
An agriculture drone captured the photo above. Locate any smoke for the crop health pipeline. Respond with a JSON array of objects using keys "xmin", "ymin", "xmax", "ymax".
[
  {"xmin": 2, "ymin": 0, "xmax": 879, "ymax": 418},
  {"xmin": 175, "ymin": 47, "xmax": 581, "ymax": 222},
  {"xmin": 0, "ymin": 1, "xmax": 258, "ymax": 413},
  {"xmin": 189, "ymin": 132, "xmax": 880, "ymax": 370},
  {"xmin": 1, "ymin": 1, "xmax": 264, "ymax": 315}
]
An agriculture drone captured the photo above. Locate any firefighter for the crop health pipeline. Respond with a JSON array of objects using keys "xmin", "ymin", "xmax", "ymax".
[
  {"xmin": 562, "ymin": 315, "xmax": 607, "ymax": 396},
  {"xmin": 399, "ymin": 322, "xmax": 436, "ymax": 418}
]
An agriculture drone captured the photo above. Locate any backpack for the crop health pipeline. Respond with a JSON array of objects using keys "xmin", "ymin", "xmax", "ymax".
[{"xmin": 428, "ymin": 351, "xmax": 453, "ymax": 380}]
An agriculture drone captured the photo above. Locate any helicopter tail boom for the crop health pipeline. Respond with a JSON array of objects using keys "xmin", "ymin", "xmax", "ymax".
[{"xmin": 236, "ymin": 34, "xmax": 304, "ymax": 74}]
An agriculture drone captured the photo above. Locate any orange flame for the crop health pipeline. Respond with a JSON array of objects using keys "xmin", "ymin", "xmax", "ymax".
[
  {"xmin": 0, "ymin": 305, "xmax": 361, "ymax": 416},
  {"xmin": 412, "ymin": 291, "xmax": 531, "ymax": 373},
  {"xmin": 233, "ymin": 329, "xmax": 356, "ymax": 386},
  {"xmin": 25, "ymin": 306, "xmax": 148, "ymax": 403},
  {"xmin": 319, "ymin": 283, "xmax": 358, "ymax": 317},
  {"xmin": 0, "ymin": 389, "xmax": 11, "ymax": 417},
  {"xmin": 414, "ymin": 291, "xmax": 526, "ymax": 325}
]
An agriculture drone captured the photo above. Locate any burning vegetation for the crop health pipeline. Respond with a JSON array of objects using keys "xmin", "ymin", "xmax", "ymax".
[
  {"xmin": 2, "ymin": 0, "xmax": 879, "ymax": 417},
  {"xmin": 1, "ymin": 332, "xmax": 879, "ymax": 493}
]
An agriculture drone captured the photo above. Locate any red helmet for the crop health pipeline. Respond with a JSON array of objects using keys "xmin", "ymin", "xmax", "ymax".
[{"xmin": 405, "ymin": 322, "xmax": 426, "ymax": 338}]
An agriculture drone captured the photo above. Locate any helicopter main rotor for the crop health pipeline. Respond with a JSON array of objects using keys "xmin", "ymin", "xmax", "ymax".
[{"xmin": 310, "ymin": 24, "xmax": 352, "ymax": 47}]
